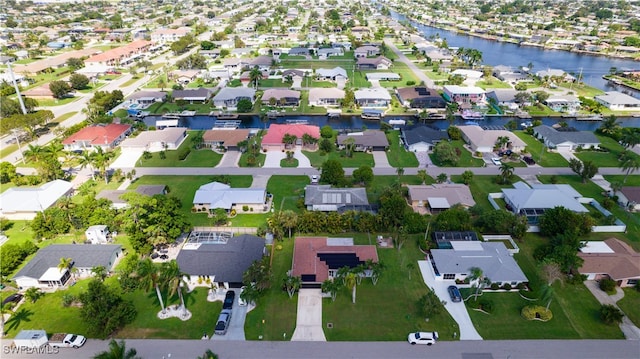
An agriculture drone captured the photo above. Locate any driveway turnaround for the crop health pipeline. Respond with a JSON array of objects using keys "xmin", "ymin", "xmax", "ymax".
[
  {"xmin": 418, "ymin": 260, "xmax": 483, "ymax": 340},
  {"xmin": 294, "ymin": 149, "xmax": 312, "ymax": 168},
  {"xmin": 291, "ymin": 289, "xmax": 326, "ymax": 341}
]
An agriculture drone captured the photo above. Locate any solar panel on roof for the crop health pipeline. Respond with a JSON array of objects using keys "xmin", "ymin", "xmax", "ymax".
[{"xmin": 317, "ymin": 253, "xmax": 363, "ymax": 269}]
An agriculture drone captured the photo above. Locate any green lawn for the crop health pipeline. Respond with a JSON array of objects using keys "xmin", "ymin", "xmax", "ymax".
[
  {"xmin": 52, "ymin": 111, "xmax": 77, "ymax": 124},
  {"xmin": 1, "ymin": 220, "xmax": 34, "ymax": 247},
  {"xmin": 35, "ymin": 97, "xmax": 77, "ymax": 107},
  {"xmin": 128, "ymin": 175, "xmax": 252, "ymax": 227},
  {"xmin": 385, "ymin": 130, "xmax": 418, "ymax": 167},
  {"xmin": 279, "ymin": 59, "xmax": 355, "ymax": 70},
  {"xmin": 558, "ymin": 83, "xmax": 605, "ymax": 98},
  {"xmin": 137, "ymin": 132, "xmax": 222, "ymax": 168},
  {"xmin": 575, "ymin": 135, "xmax": 638, "ymax": 167},
  {"xmin": 476, "ymin": 77, "xmax": 512, "ymax": 89},
  {"xmin": 429, "ymin": 140, "xmax": 485, "ymax": 167},
  {"xmin": 280, "ymin": 158, "xmax": 298, "ymax": 168},
  {"xmin": 0, "ymin": 143, "xmax": 18, "ymax": 158},
  {"xmin": 267, "ymin": 175, "xmax": 309, "ymax": 212},
  {"xmin": 514, "ymin": 131, "xmax": 569, "ymax": 167},
  {"xmin": 367, "ymin": 175, "xmax": 430, "ymax": 203},
  {"xmin": 259, "ymin": 78, "xmax": 289, "ymax": 88},
  {"xmin": 523, "ymin": 105, "xmax": 559, "ymax": 116},
  {"xmin": 450, "ymin": 175, "xmax": 523, "ymax": 212},
  {"xmin": 617, "ymin": 288, "xmax": 640, "ymax": 327},
  {"xmin": 146, "ymin": 102, "xmax": 213, "ymax": 115},
  {"xmin": 302, "ymin": 150, "xmax": 374, "ymax": 168}
]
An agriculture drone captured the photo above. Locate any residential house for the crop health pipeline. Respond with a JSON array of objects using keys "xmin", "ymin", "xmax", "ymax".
[
  {"xmin": 595, "ymin": 91, "xmax": 640, "ymax": 111},
  {"xmin": 579, "ymin": 238, "xmax": 640, "ymax": 287},
  {"xmin": 308, "ymin": 88, "xmax": 345, "ymax": 107},
  {"xmin": 288, "ymin": 47, "xmax": 310, "ymax": 56},
  {"xmin": 396, "ymin": 87, "xmax": 446, "ymax": 109},
  {"xmin": 292, "ymin": 237, "xmax": 378, "ymax": 284},
  {"xmin": 150, "ymin": 27, "xmax": 191, "ymax": 43},
  {"xmin": 96, "ymin": 185, "xmax": 167, "ymax": 210},
  {"xmin": 354, "ymin": 88, "xmax": 392, "ymax": 107},
  {"xmin": 85, "ymin": 225, "xmax": 111, "ymax": 244},
  {"xmin": 533, "ymin": 125, "xmax": 600, "ymax": 150},
  {"xmin": 544, "ymin": 94, "xmax": 580, "ymax": 113},
  {"xmin": 0, "ymin": 180, "xmax": 73, "ymax": 220},
  {"xmin": 365, "ymin": 73, "xmax": 401, "ymax": 81},
  {"xmin": 429, "ymin": 241, "xmax": 528, "ymax": 286},
  {"xmin": 451, "ymin": 69, "xmax": 483, "ymax": 81},
  {"xmin": 120, "ymin": 127, "xmax": 188, "ymax": 152},
  {"xmin": 177, "ymin": 234, "xmax": 266, "ymax": 289},
  {"xmin": 250, "ymin": 55, "xmax": 273, "ymax": 71},
  {"xmin": 486, "ymin": 89, "xmax": 519, "ymax": 111},
  {"xmin": 407, "ymin": 184, "xmax": 476, "ymax": 214},
  {"xmin": 172, "ymin": 88, "xmax": 212, "ymax": 103},
  {"xmin": 261, "ymin": 124, "xmax": 320, "ymax": 151},
  {"xmin": 193, "ymin": 182, "xmax": 267, "ymax": 213},
  {"xmin": 354, "ymin": 45, "xmax": 380, "ymax": 58},
  {"xmin": 62, "ymin": 123, "xmax": 132, "ymax": 151},
  {"xmin": 317, "ymin": 47, "xmax": 343, "ymax": 59},
  {"xmin": 457, "ymin": 125, "xmax": 526, "ymax": 153},
  {"xmin": 617, "ymin": 187, "xmax": 640, "ymax": 211},
  {"xmin": 492, "ymin": 65, "xmax": 530, "ymax": 83},
  {"xmin": 304, "ymin": 185, "xmax": 371, "ymax": 212},
  {"xmin": 222, "ymin": 58, "xmax": 250, "ymax": 74},
  {"xmin": 171, "ymin": 69, "xmax": 200, "ymax": 85},
  {"xmin": 125, "ymin": 91, "xmax": 167, "ymax": 107},
  {"xmin": 500, "ymin": 181, "xmax": 589, "ymax": 223},
  {"xmin": 316, "ymin": 67, "xmax": 348, "ymax": 81},
  {"xmin": 12, "ymin": 244, "xmax": 122, "ymax": 290},
  {"xmin": 535, "ymin": 69, "xmax": 575, "ymax": 82},
  {"xmin": 84, "ymin": 40, "xmax": 151, "ymax": 67},
  {"xmin": 336, "ymin": 130, "xmax": 389, "ymax": 151},
  {"xmin": 202, "ymin": 129, "xmax": 250, "ymax": 150},
  {"xmin": 212, "ymin": 87, "xmax": 256, "ymax": 110},
  {"xmin": 261, "ymin": 89, "xmax": 301, "ymax": 106},
  {"xmin": 432, "ymin": 231, "xmax": 480, "ymax": 249},
  {"xmin": 442, "ymin": 86, "xmax": 486, "ymax": 107},
  {"xmin": 356, "ymin": 56, "xmax": 392, "ymax": 70},
  {"xmin": 402, "ymin": 127, "xmax": 449, "ymax": 152}
]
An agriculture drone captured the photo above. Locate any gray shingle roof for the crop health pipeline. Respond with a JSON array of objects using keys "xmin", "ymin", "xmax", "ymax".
[
  {"xmin": 402, "ymin": 127, "xmax": 449, "ymax": 145},
  {"xmin": 533, "ymin": 125, "xmax": 599, "ymax": 146},
  {"xmin": 176, "ymin": 234, "xmax": 265, "ymax": 282},
  {"xmin": 13, "ymin": 244, "xmax": 122, "ymax": 280},
  {"xmin": 305, "ymin": 185, "xmax": 369, "ymax": 206},
  {"xmin": 336, "ymin": 130, "xmax": 389, "ymax": 148}
]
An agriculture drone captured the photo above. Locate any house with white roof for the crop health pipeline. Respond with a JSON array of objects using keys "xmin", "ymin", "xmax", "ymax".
[
  {"xmin": 316, "ymin": 67, "xmax": 348, "ymax": 81},
  {"xmin": 544, "ymin": 94, "xmax": 580, "ymax": 113},
  {"xmin": 595, "ymin": 91, "xmax": 640, "ymax": 111},
  {"xmin": 442, "ymin": 85, "xmax": 486, "ymax": 107},
  {"xmin": 457, "ymin": 125, "xmax": 526, "ymax": 153},
  {"xmin": 119, "ymin": 127, "xmax": 188, "ymax": 152},
  {"xmin": 407, "ymin": 184, "xmax": 476, "ymax": 214},
  {"xmin": 304, "ymin": 185, "xmax": 372, "ymax": 213},
  {"xmin": 429, "ymin": 241, "xmax": 528, "ymax": 286},
  {"xmin": 355, "ymin": 88, "xmax": 392, "ymax": 107},
  {"xmin": 308, "ymin": 88, "xmax": 345, "ymax": 107},
  {"xmin": 0, "ymin": 180, "xmax": 73, "ymax": 220},
  {"xmin": 193, "ymin": 182, "xmax": 268, "ymax": 213},
  {"xmin": 533, "ymin": 125, "xmax": 600, "ymax": 150}
]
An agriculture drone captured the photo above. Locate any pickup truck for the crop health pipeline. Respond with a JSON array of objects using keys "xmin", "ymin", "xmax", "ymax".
[{"xmin": 47, "ymin": 333, "xmax": 87, "ymax": 348}]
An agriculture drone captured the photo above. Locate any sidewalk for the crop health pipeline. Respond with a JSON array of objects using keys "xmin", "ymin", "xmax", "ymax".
[{"xmin": 583, "ymin": 280, "xmax": 640, "ymax": 340}]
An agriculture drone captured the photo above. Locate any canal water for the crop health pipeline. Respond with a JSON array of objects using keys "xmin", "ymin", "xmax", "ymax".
[{"xmin": 389, "ymin": 11, "xmax": 640, "ymax": 93}]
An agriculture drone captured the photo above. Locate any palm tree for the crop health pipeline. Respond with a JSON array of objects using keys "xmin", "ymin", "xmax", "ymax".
[
  {"xmin": 396, "ymin": 166, "xmax": 405, "ymax": 179},
  {"xmin": 23, "ymin": 144, "xmax": 46, "ymax": 163},
  {"xmin": 370, "ymin": 261, "xmax": 384, "ymax": 285},
  {"xmin": 417, "ymin": 169, "xmax": 428, "ymax": 185},
  {"xmin": 92, "ymin": 146, "xmax": 115, "ymax": 183},
  {"xmin": 598, "ymin": 116, "xmax": 620, "ymax": 136},
  {"xmin": 197, "ymin": 350, "xmax": 219, "ymax": 359},
  {"xmin": 468, "ymin": 266, "xmax": 490, "ymax": 301},
  {"xmin": 282, "ymin": 133, "xmax": 297, "ymax": 149},
  {"xmin": 93, "ymin": 339, "xmax": 141, "ymax": 359},
  {"xmin": 302, "ymin": 133, "xmax": 317, "ymax": 149},
  {"xmin": 342, "ymin": 137, "xmax": 356, "ymax": 157},
  {"xmin": 620, "ymin": 129, "xmax": 640, "ymax": 149},
  {"xmin": 239, "ymin": 282, "xmax": 260, "ymax": 306},
  {"xmin": 135, "ymin": 258, "xmax": 166, "ymax": 313},
  {"xmin": 499, "ymin": 162, "xmax": 514, "ymax": 184},
  {"xmin": 78, "ymin": 150, "xmax": 96, "ymax": 180},
  {"xmin": 406, "ymin": 262, "xmax": 415, "ymax": 280},
  {"xmin": 283, "ymin": 275, "xmax": 301, "ymax": 299},
  {"xmin": 24, "ymin": 287, "xmax": 43, "ymax": 303},
  {"xmin": 92, "ymin": 265, "xmax": 108, "ymax": 281},
  {"xmin": 163, "ymin": 260, "xmax": 188, "ymax": 316},
  {"xmin": 46, "ymin": 140, "xmax": 65, "ymax": 160},
  {"xmin": 321, "ymin": 279, "xmax": 340, "ymax": 302},
  {"xmin": 280, "ymin": 210, "xmax": 298, "ymax": 238},
  {"xmin": 495, "ymin": 136, "xmax": 510, "ymax": 150},
  {"xmin": 58, "ymin": 257, "xmax": 73, "ymax": 272},
  {"xmin": 344, "ymin": 271, "xmax": 357, "ymax": 304},
  {"xmin": 249, "ymin": 66, "xmax": 262, "ymax": 89},
  {"xmin": 620, "ymin": 150, "xmax": 640, "ymax": 183}
]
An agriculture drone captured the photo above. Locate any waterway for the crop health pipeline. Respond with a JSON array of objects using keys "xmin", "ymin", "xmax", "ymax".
[{"xmin": 389, "ymin": 11, "xmax": 640, "ymax": 93}]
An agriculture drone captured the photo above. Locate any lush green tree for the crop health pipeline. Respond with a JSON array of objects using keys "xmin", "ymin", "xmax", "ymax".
[
  {"xmin": 49, "ymin": 80, "xmax": 72, "ymax": 99},
  {"xmin": 67, "ymin": 57, "xmax": 84, "ymax": 70},
  {"xmin": 436, "ymin": 173, "xmax": 448, "ymax": 183},
  {"xmin": 568, "ymin": 158, "xmax": 598, "ymax": 183},
  {"xmin": 93, "ymin": 339, "xmax": 140, "ymax": 359},
  {"xmin": 239, "ymin": 282, "xmax": 260, "ymax": 306},
  {"xmin": 433, "ymin": 204, "xmax": 472, "ymax": 231},
  {"xmin": 319, "ymin": 138, "xmax": 334, "ymax": 152},
  {"xmin": 461, "ymin": 170, "xmax": 474, "ymax": 185},
  {"xmin": 597, "ymin": 116, "xmax": 621, "ymax": 138},
  {"xmin": 134, "ymin": 258, "xmax": 166, "ymax": 312},
  {"xmin": 236, "ymin": 98, "xmax": 253, "ymax": 112},
  {"xmin": 499, "ymin": 162, "xmax": 514, "ymax": 184},
  {"xmin": 196, "ymin": 349, "xmax": 219, "ymax": 359},
  {"xmin": 320, "ymin": 159, "xmax": 345, "ymax": 185},
  {"xmin": 79, "ymin": 280, "xmax": 137, "ymax": 338},
  {"xmin": 378, "ymin": 187, "xmax": 408, "ymax": 230},
  {"xmin": 69, "ymin": 73, "xmax": 90, "ymax": 90},
  {"xmin": 0, "ymin": 162, "xmax": 17, "ymax": 183},
  {"xmin": 619, "ymin": 150, "xmax": 640, "ymax": 183},
  {"xmin": 539, "ymin": 206, "xmax": 593, "ymax": 238},
  {"xmin": 417, "ymin": 169, "xmax": 429, "ymax": 184},
  {"xmin": 599, "ymin": 304, "xmax": 624, "ymax": 325},
  {"xmin": 175, "ymin": 53, "xmax": 207, "ymax": 69},
  {"xmin": 475, "ymin": 209, "xmax": 528, "ymax": 239},
  {"xmin": 320, "ymin": 125, "xmax": 334, "ymax": 138},
  {"xmin": 341, "ymin": 87, "xmax": 355, "ymax": 109},
  {"xmin": 92, "ymin": 265, "xmax": 108, "ymax": 281},
  {"xmin": 433, "ymin": 141, "xmax": 459, "ymax": 165},
  {"xmin": 0, "ymin": 241, "xmax": 38, "ymax": 276},
  {"xmin": 163, "ymin": 260, "xmax": 188, "ymax": 316},
  {"xmin": 418, "ymin": 290, "xmax": 443, "ymax": 318},
  {"xmin": 24, "ymin": 287, "xmax": 43, "ymax": 303},
  {"xmin": 352, "ymin": 165, "xmax": 373, "ymax": 185},
  {"xmin": 283, "ymin": 275, "xmax": 302, "ymax": 299},
  {"xmin": 242, "ymin": 257, "xmax": 271, "ymax": 292},
  {"xmin": 620, "ymin": 128, "xmax": 640, "ymax": 149},
  {"xmin": 89, "ymin": 90, "xmax": 124, "ymax": 114},
  {"xmin": 321, "ymin": 279, "xmax": 341, "ymax": 302},
  {"xmin": 280, "ymin": 210, "xmax": 298, "ymax": 238}
]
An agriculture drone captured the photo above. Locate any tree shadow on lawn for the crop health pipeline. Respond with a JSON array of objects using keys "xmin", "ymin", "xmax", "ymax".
[{"xmin": 5, "ymin": 308, "xmax": 34, "ymax": 332}]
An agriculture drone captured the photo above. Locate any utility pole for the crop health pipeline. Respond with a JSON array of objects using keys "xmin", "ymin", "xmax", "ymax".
[{"xmin": 7, "ymin": 63, "xmax": 27, "ymax": 115}]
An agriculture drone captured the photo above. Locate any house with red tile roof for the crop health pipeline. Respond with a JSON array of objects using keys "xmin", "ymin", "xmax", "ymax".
[
  {"xmin": 291, "ymin": 237, "xmax": 378, "ymax": 284},
  {"xmin": 62, "ymin": 123, "xmax": 132, "ymax": 151},
  {"xmin": 261, "ymin": 123, "xmax": 319, "ymax": 151},
  {"xmin": 84, "ymin": 40, "xmax": 152, "ymax": 67},
  {"xmin": 579, "ymin": 238, "xmax": 640, "ymax": 288}
]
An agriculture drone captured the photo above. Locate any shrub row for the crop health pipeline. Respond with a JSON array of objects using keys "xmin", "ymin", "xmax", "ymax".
[{"xmin": 177, "ymin": 147, "xmax": 191, "ymax": 160}]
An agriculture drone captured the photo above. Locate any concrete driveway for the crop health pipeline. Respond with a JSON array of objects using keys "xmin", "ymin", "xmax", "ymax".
[
  {"xmin": 372, "ymin": 151, "xmax": 391, "ymax": 168},
  {"xmin": 110, "ymin": 149, "xmax": 143, "ymax": 169},
  {"xmin": 264, "ymin": 151, "xmax": 285, "ymax": 168},
  {"xmin": 218, "ymin": 150, "xmax": 241, "ymax": 167},
  {"xmin": 291, "ymin": 289, "xmax": 326, "ymax": 341},
  {"xmin": 418, "ymin": 260, "xmax": 483, "ymax": 340},
  {"xmin": 211, "ymin": 289, "xmax": 247, "ymax": 341},
  {"xmin": 294, "ymin": 149, "xmax": 312, "ymax": 168}
]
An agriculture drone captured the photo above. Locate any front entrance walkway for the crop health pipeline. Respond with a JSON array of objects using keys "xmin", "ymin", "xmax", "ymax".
[
  {"xmin": 583, "ymin": 280, "xmax": 640, "ymax": 340},
  {"xmin": 418, "ymin": 260, "xmax": 483, "ymax": 340},
  {"xmin": 372, "ymin": 151, "xmax": 391, "ymax": 168},
  {"xmin": 291, "ymin": 289, "xmax": 326, "ymax": 341}
]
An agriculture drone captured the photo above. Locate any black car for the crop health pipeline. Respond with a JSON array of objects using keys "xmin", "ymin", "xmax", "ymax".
[
  {"xmin": 447, "ymin": 285, "xmax": 462, "ymax": 302},
  {"xmin": 223, "ymin": 291, "xmax": 235, "ymax": 309},
  {"xmin": 2, "ymin": 293, "xmax": 23, "ymax": 306},
  {"xmin": 523, "ymin": 156, "xmax": 536, "ymax": 165}
]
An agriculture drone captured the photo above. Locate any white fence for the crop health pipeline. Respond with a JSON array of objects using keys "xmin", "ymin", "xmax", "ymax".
[{"xmin": 481, "ymin": 234, "xmax": 520, "ymax": 255}]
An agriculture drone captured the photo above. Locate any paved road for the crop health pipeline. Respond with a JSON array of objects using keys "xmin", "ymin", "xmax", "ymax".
[
  {"xmin": 1, "ymin": 339, "xmax": 638, "ymax": 359},
  {"xmin": 384, "ymin": 39, "xmax": 436, "ymax": 88}
]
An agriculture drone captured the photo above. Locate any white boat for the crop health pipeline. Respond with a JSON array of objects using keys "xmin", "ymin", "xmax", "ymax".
[
  {"xmin": 460, "ymin": 110, "xmax": 484, "ymax": 120},
  {"xmin": 388, "ymin": 119, "xmax": 406, "ymax": 125}
]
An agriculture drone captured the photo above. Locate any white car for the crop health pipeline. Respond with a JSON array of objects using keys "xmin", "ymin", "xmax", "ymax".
[
  {"xmin": 310, "ymin": 175, "xmax": 319, "ymax": 184},
  {"xmin": 491, "ymin": 158, "xmax": 502, "ymax": 166},
  {"xmin": 408, "ymin": 331, "xmax": 438, "ymax": 345},
  {"xmin": 238, "ymin": 286, "xmax": 247, "ymax": 306}
]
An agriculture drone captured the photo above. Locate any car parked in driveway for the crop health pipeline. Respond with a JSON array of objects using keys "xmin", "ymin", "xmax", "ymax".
[
  {"xmin": 223, "ymin": 290, "xmax": 235, "ymax": 310},
  {"xmin": 214, "ymin": 309, "xmax": 232, "ymax": 335},
  {"xmin": 448, "ymin": 285, "xmax": 462, "ymax": 302},
  {"xmin": 407, "ymin": 331, "xmax": 438, "ymax": 345}
]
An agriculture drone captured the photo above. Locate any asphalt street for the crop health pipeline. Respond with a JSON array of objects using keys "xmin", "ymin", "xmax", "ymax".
[{"xmin": 1, "ymin": 339, "xmax": 639, "ymax": 359}]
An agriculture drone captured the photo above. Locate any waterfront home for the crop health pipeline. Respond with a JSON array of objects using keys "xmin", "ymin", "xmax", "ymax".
[
  {"xmin": 304, "ymin": 185, "xmax": 371, "ymax": 212},
  {"xmin": 150, "ymin": 27, "xmax": 191, "ymax": 43},
  {"xmin": 172, "ymin": 88, "xmax": 212, "ymax": 103},
  {"xmin": 486, "ymin": 89, "xmax": 519, "ymax": 110},
  {"xmin": 202, "ymin": 129, "xmax": 250, "ymax": 150},
  {"xmin": 212, "ymin": 87, "xmax": 256, "ymax": 110},
  {"xmin": 292, "ymin": 237, "xmax": 378, "ymax": 285},
  {"xmin": 595, "ymin": 91, "xmax": 640, "ymax": 111},
  {"xmin": 407, "ymin": 184, "xmax": 476, "ymax": 214},
  {"xmin": 62, "ymin": 123, "xmax": 132, "ymax": 151},
  {"xmin": 13, "ymin": 244, "xmax": 122, "ymax": 290},
  {"xmin": 0, "ymin": 180, "xmax": 73, "ymax": 220},
  {"xmin": 193, "ymin": 182, "xmax": 267, "ymax": 213},
  {"xmin": 579, "ymin": 238, "xmax": 640, "ymax": 288},
  {"xmin": 120, "ymin": 127, "xmax": 188, "ymax": 152},
  {"xmin": 336, "ymin": 130, "xmax": 389, "ymax": 152},
  {"xmin": 532, "ymin": 125, "xmax": 600, "ymax": 150},
  {"xmin": 355, "ymin": 88, "xmax": 392, "ymax": 107},
  {"xmin": 177, "ymin": 234, "xmax": 266, "ymax": 290},
  {"xmin": 354, "ymin": 45, "xmax": 380, "ymax": 58},
  {"xmin": 356, "ymin": 56, "xmax": 392, "ymax": 70},
  {"xmin": 429, "ymin": 241, "xmax": 528, "ymax": 286},
  {"xmin": 617, "ymin": 187, "xmax": 640, "ymax": 211},
  {"xmin": 396, "ymin": 87, "xmax": 446, "ymax": 109},
  {"xmin": 261, "ymin": 89, "xmax": 301, "ymax": 106},
  {"xmin": 544, "ymin": 94, "xmax": 580, "ymax": 113},
  {"xmin": 442, "ymin": 85, "xmax": 486, "ymax": 107},
  {"xmin": 125, "ymin": 91, "xmax": 167, "ymax": 107},
  {"xmin": 308, "ymin": 88, "xmax": 345, "ymax": 107},
  {"xmin": 316, "ymin": 67, "xmax": 348, "ymax": 81},
  {"xmin": 500, "ymin": 182, "xmax": 588, "ymax": 224},
  {"xmin": 535, "ymin": 69, "xmax": 575, "ymax": 82},
  {"xmin": 402, "ymin": 126, "xmax": 449, "ymax": 152},
  {"xmin": 457, "ymin": 125, "xmax": 525, "ymax": 153},
  {"xmin": 492, "ymin": 65, "xmax": 530, "ymax": 84},
  {"xmin": 261, "ymin": 123, "xmax": 320, "ymax": 151}
]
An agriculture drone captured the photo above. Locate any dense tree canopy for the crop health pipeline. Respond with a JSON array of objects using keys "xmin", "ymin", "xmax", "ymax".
[
  {"xmin": 79, "ymin": 280, "xmax": 137, "ymax": 338},
  {"xmin": 320, "ymin": 159, "xmax": 345, "ymax": 186}
]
